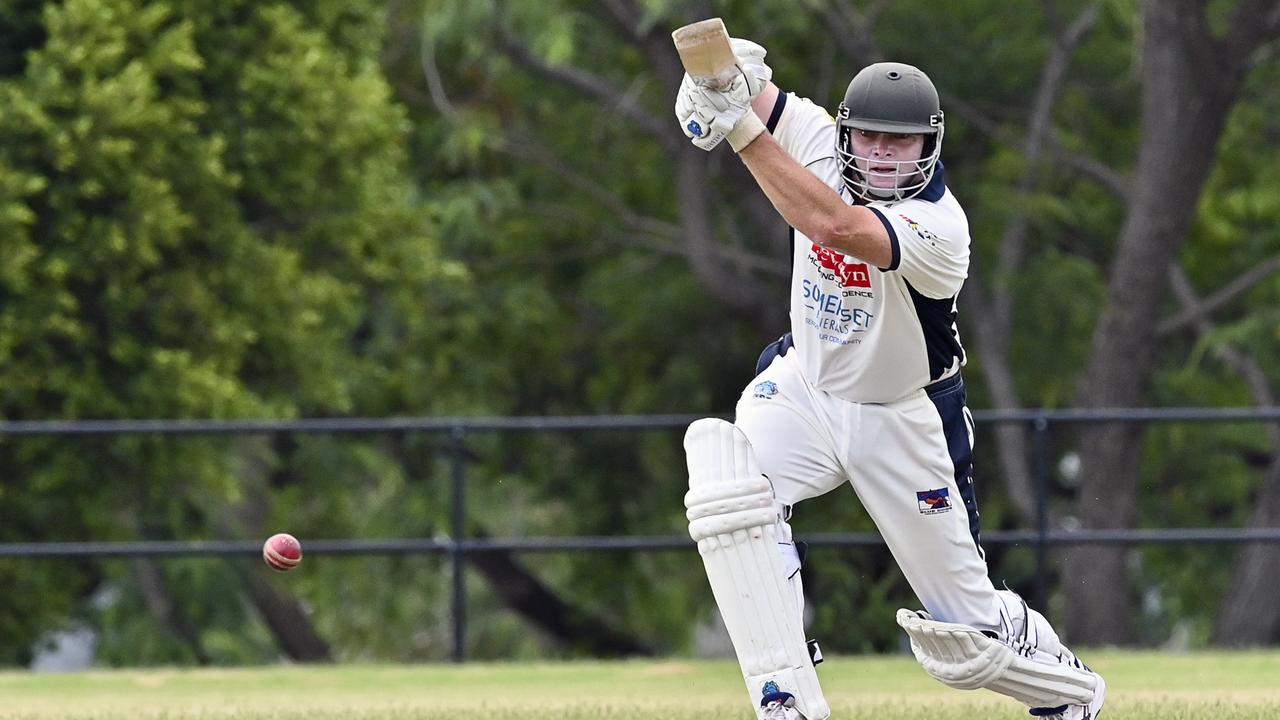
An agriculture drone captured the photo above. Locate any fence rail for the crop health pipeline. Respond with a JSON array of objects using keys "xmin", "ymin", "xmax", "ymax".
[
  {"xmin": 3, "ymin": 406, "xmax": 1279, "ymax": 661},
  {"xmin": 4, "ymin": 406, "xmax": 1280, "ymax": 436}
]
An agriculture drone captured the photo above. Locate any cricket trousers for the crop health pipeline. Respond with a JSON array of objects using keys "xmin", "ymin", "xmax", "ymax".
[{"xmin": 735, "ymin": 349, "xmax": 1002, "ymax": 631}]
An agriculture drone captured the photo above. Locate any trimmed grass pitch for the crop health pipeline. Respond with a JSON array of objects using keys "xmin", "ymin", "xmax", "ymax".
[{"xmin": 1, "ymin": 651, "xmax": 1278, "ymax": 719}]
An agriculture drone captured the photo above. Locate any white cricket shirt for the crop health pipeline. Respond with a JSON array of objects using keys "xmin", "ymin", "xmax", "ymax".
[{"xmin": 768, "ymin": 92, "xmax": 970, "ymax": 403}]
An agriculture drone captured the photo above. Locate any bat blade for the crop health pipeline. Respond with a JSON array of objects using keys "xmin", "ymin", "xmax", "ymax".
[{"xmin": 672, "ymin": 17, "xmax": 737, "ymax": 87}]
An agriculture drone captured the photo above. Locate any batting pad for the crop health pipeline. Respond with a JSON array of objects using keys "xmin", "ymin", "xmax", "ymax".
[
  {"xmin": 684, "ymin": 419, "xmax": 830, "ymax": 720},
  {"xmin": 895, "ymin": 609, "xmax": 1098, "ymax": 708}
]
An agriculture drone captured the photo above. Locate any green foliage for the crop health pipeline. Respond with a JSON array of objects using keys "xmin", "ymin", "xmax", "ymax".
[{"xmin": 0, "ymin": 0, "xmax": 462, "ymax": 664}]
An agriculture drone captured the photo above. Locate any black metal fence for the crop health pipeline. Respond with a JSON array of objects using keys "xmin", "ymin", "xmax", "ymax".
[{"xmin": 3, "ymin": 407, "xmax": 1280, "ymax": 662}]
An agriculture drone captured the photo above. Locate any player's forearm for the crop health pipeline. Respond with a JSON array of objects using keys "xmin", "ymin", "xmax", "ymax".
[
  {"xmin": 751, "ymin": 82, "xmax": 779, "ymax": 122},
  {"xmin": 737, "ymin": 134, "xmax": 892, "ymax": 268}
]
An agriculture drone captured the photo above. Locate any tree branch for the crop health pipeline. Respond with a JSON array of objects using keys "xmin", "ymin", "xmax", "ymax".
[
  {"xmin": 420, "ymin": 29, "xmax": 459, "ymax": 122},
  {"xmin": 596, "ymin": 0, "xmax": 644, "ymax": 41},
  {"xmin": 490, "ymin": 14, "xmax": 770, "ymax": 316},
  {"xmin": 501, "ymin": 132, "xmax": 788, "ymax": 288},
  {"xmin": 941, "ymin": 94, "xmax": 1128, "ymax": 200},
  {"xmin": 990, "ymin": 1, "xmax": 1100, "ymax": 358},
  {"xmin": 716, "ymin": 197, "xmax": 791, "ymax": 278},
  {"xmin": 1223, "ymin": 0, "xmax": 1280, "ymax": 69},
  {"xmin": 815, "ymin": 0, "xmax": 886, "ymax": 65},
  {"xmin": 495, "ymin": 130, "xmax": 679, "ymax": 240},
  {"xmin": 1168, "ymin": 264, "xmax": 1278, "ymax": 444},
  {"xmin": 494, "ymin": 27, "xmax": 673, "ymax": 145},
  {"xmin": 1049, "ymin": 139, "xmax": 1132, "ymax": 199},
  {"xmin": 959, "ymin": 3, "xmax": 1100, "ymax": 525},
  {"xmin": 1040, "ymin": 0, "xmax": 1065, "ymax": 35},
  {"xmin": 613, "ymin": 228, "xmax": 787, "ymax": 278},
  {"xmin": 1157, "ymin": 254, "xmax": 1280, "ymax": 336},
  {"xmin": 519, "ymin": 201, "xmax": 785, "ymax": 280},
  {"xmin": 961, "ymin": 263, "xmax": 1037, "ymax": 522},
  {"xmin": 673, "ymin": 151, "xmax": 763, "ymax": 312}
]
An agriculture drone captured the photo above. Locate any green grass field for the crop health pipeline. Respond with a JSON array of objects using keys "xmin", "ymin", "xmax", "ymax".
[{"xmin": 1, "ymin": 651, "xmax": 1278, "ymax": 719}]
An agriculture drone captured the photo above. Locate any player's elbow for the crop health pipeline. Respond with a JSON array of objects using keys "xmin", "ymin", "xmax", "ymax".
[
  {"xmin": 805, "ymin": 215, "xmax": 846, "ymax": 250},
  {"xmin": 807, "ymin": 212, "xmax": 892, "ymax": 268}
]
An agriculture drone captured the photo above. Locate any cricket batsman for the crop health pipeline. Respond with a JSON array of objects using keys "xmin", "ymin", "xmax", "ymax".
[{"xmin": 675, "ymin": 36, "xmax": 1107, "ymax": 720}]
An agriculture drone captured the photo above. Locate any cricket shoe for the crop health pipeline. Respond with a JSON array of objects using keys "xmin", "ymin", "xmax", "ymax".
[{"xmin": 1029, "ymin": 670, "xmax": 1106, "ymax": 720}]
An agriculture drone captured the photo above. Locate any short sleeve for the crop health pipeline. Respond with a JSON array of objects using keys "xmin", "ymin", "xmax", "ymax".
[
  {"xmin": 875, "ymin": 203, "xmax": 969, "ymax": 299},
  {"xmin": 769, "ymin": 93, "xmax": 842, "ymax": 192}
]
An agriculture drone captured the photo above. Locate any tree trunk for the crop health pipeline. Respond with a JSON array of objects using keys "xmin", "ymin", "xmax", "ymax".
[
  {"xmin": 131, "ymin": 558, "xmax": 211, "ymax": 664},
  {"xmin": 1063, "ymin": 0, "xmax": 1262, "ymax": 645},
  {"xmin": 236, "ymin": 564, "xmax": 334, "ymax": 662},
  {"xmin": 964, "ymin": 4, "xmax": 1100, "ymax": 525},
  {"xmin": 467, "ymin": 542, "xmax": 657, "ymax": 657},
  {"xmin": 217, "ymin": 435, "xmax": 333, "ymax": 662},
  {"xmin": 390, "ymin": 435, "xmax": 657, "ymax": 656},
  {"xmin": 1214, "ymin": 456, "xmax": 1280, "ymax": 645}
]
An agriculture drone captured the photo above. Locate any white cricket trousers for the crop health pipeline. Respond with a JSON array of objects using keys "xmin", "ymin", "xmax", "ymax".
[{"xmin": 736, "ymin": 350, "xmax": 1002, "ymax": 631}]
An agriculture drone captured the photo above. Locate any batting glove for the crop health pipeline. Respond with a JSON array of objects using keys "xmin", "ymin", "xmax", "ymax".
[
  {"xmin": 730, "ymin": 37, "xmax": 771, "ymax": 100},
  {"xmin": 675, "ymin": 72, "xmax": 766, "ymax": 152}
]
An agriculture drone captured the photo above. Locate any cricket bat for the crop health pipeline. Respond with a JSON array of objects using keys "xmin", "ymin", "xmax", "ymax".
[{"xmin": 671, "ymin": 18, "xmax": 737, "ymax": 89}]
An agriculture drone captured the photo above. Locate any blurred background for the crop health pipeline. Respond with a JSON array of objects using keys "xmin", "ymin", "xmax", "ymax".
[{"xmin": 1, "ymin": 0, "xmax": 1279, "ymax": 669}]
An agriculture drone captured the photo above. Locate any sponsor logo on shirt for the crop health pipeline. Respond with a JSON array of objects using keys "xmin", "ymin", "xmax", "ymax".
[
  {"xmin": 753, "ymin": 380, "xmax": 779, "ymax": 399},
  {"xmin": 917, "ymin": 488, "xmax": 951, "ymax": 515},
  {"xmin": 899, "ymin": 214, "xmax": 941, "ymax": 245},
  {"xmin": 810, "ymin": 244, "xmax": 872, "ymax": 289},
  {"xmin": 801, "ymin": 280, "xmax": 874, "ymax": 342}
]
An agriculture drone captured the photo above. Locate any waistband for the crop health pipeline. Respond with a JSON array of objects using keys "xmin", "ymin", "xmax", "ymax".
[{"xmin": 924, "ymin": 371, "xmax": 964, "ymax": 399}]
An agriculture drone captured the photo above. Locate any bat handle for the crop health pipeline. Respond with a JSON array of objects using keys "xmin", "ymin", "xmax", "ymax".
[{"xmin": 690, "ymin": 66, "xmax": 738, "ymax": 91}]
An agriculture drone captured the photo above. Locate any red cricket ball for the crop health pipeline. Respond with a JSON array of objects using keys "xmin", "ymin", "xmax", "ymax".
[{"xmin": 263, "ymin": 532, "xmax": 303, "ymax": 572}]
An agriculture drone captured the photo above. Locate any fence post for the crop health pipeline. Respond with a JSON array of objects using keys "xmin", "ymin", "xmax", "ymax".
[
  {"xmin": 1032, "ymin": 415, "xmax": 1051, "ymax": 612},
  {"xmin": 450, "ymin": 424, "xmax": 468, "ymax": 663}
]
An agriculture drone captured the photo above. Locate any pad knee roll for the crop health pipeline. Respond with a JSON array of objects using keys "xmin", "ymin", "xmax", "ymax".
[{"xmin": 684, "ymin": 419, "xmax": 776, "ymax": 541}]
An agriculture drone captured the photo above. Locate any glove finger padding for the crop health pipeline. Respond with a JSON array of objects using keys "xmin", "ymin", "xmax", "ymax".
[
  {"xmin": 730, "ymin": 37, "xmax": 771, "ymax": 98},
  {"xmin": 674, "ymin": 74, "xmax": 695, "ymax": 122},
  {"xmin": 696, "ymin": 84, "xmax": 732, "ymax": 113},
  {"xmin": 730, "ymin": 37, "xmax": 767, "ymax": 62}
]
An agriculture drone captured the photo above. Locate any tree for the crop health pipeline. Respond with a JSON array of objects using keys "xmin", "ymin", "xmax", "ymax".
[
  {"xmin": 0, "ymin": 0, "xmax": 464, "ymax": 663},
  {"xmin": 1063, "ymin": 0, "xmax": 1280, "ymax": 645}
]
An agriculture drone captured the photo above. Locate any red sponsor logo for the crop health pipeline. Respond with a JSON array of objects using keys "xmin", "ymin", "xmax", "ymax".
[{"xmin": 811, "ymin": 244, "xmax": 871, "ymax": 288}]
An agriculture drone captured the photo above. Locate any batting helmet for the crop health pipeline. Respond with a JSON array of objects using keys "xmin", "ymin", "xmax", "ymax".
[{"xmin": 836, "ymin": 62, "xmax": 945, "ymax": 201}]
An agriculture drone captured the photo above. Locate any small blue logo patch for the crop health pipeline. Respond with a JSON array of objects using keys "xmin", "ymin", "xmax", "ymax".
[
  {"xmin": 753, "ymin": 380, "xmax": 778, "ymax": 399},
  {"xmin": 759, "ymin": 680, "xmax": 795, "ymax": 709},
  {"xmin": 917, "ymin": 488, "xmax": 951, "ymax": 515},
  {"xmin": 686, "ymin": 119, "xmax": 704, "ymax": 137}
]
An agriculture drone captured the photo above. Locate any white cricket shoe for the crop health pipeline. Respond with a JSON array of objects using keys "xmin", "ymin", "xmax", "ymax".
[
  {"xmin": 1029, "ymin": 671, "xmax": 1106, "ymax": 720},
  {"xmin": 757, "ymin": 684, "xmax": 803, "ymax": 720},
  {"xmin": 760, "ymin": 697, "xmax": 801, "ymax": 720}
]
